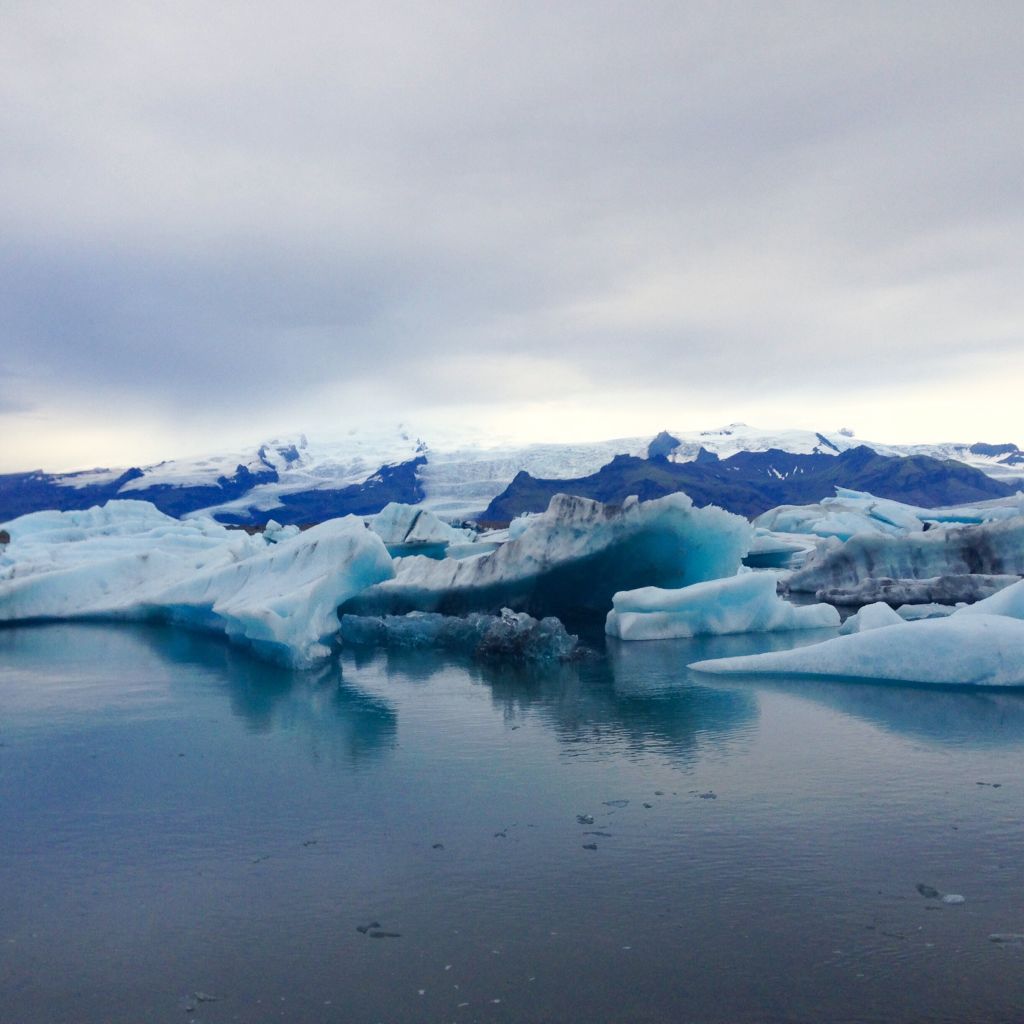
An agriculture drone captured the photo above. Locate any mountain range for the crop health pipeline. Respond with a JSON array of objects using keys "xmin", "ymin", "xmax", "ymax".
[{"xmin": 2, "ymin": 424, "xmax": 1021, "ymax": 526}]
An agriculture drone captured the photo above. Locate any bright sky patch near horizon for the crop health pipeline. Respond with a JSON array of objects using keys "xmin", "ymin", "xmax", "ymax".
[{"xmin": 1, "ymin": 1, "xmax": 1021, "ymax": 472}]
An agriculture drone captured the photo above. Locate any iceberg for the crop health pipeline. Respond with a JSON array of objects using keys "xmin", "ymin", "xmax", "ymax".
[
  {"xmin": 605, "ymin": 573, "xmax": 839, "ymax": 640},
  {"xmin": 0, "ymin": 501, "xmax": 394, "ymax": 667},
  {"xmin": 689, "ymin": 615, "xmax": 1024, "ymax": 687},
  {"xmin": 340, "ymin": 608, "xmax": 578, "ymax": 663},
  {"xmin": 341, "ymin": 493, "xmax": 751, "ymax": 620},
  {"xmin": 785, "ymin": 517, "xmax": 1024, "ymax": 594},
  {"xmin": 755, "ymin": 488, "xmax": 1024, "ymax": 541},
  {"xmin": 755, "ymin": 489, "xmax": 926, "ymax": 540},
  {"xmin": 366, "ymin": 502, "xmax": 474, "ymax": 548}
]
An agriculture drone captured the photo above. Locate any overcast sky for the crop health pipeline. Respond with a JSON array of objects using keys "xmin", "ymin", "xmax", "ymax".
[{"xmin": 2, "ymin": 1, "xmax": 1022, "ymax": 471}]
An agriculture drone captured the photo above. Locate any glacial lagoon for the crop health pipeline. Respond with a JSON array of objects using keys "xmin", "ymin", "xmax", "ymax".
[{"xmin": 2, "ymin": 622, "xmax": 1024, "ymax": 1023}]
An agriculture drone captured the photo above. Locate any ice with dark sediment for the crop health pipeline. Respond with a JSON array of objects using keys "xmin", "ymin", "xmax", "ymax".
[
  {"xmin": 816, "ymin": 574, "xmax": 1020, "ymax": 608},
  {"xmin": 341, "ymin": 492, "xmax": 751, "ymax": 620},
  {"xmin": 784, "ymin": 517, "xmax": 1024, "ymax": 595},
  {"xmin": 340, "ymin": 607, "xmax": 578, "ymax": 663}
]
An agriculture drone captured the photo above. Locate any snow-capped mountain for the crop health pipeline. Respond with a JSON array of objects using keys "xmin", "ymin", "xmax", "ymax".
[{"xmin": 1, "ymin": 423, "xmax": 1020, "ymax": 525}]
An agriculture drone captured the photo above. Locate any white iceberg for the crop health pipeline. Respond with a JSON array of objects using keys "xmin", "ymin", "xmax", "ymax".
[
  {"xmin": 755, "ymin": 489, "xmax": 926, "ymax": 540},
  {"xmin": 0, "ymin": 501, "xmax": 394, "ymax": 667},
  {"xmin": 755, "ymin": 488, "xmax": 1024, "ymax": 541},
  {"xmin": 342, "ymin": 492, "xmax": 751, "ymax": 619},
  {"xmin": 366, "ymin": 502, "xmax": 474, "ymax": 548},
  {"xmin": 606, "ymin": 572, "xmax": 839, "ymax": 640},
  {"xmin": 689, "ymin": 615, "xmax": 1024, "ymax": 687}
]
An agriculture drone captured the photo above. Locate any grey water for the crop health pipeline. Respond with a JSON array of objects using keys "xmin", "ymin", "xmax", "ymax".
[{"xmin": 2, "ymin": 624, "xmax": 1024, "ymax": 1024}]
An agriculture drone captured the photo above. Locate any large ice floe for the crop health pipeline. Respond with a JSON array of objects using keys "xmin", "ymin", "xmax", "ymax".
[
  {"xmin": 340, "ymin": 608, "xmax": 579, "ymax": 663},
  {"xmin": 0, "ymin": 501, "xmax": 394, "ymax": 667},
  {"xmin": 689, "ymin": 615, "xmax": 1024, "ymax": 687},
  {"xmin": 340, "ymin": 492, "xmax": 751, "ymax": 620},
  {"xmin": 605, "ymin": 573, "xmax": 838, "ymax": 641}
]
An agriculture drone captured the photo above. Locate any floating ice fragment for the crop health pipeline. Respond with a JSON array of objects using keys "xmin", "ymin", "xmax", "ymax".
[
  {"xmin": 340, "ymin": 608, "xmax": 578, "ymax": 663},
  {"xmin": 607, "ymin": 572, "xmax": 838, "ymax": 640},
  {"xmin": 690, "ymin": 615, "xmax": 1024, "ymax": 687}
]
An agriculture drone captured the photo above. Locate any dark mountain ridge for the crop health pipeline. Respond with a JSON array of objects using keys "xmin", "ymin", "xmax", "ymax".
[{"xmin": 479, "ymin": 446, "xmax": 1015, "ymax": 524}]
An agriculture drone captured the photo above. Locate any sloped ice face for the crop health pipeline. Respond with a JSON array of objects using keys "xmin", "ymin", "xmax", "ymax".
[
  {"xmin": 341, "ymin": 492, "xmax": 751, "ymax": 620},
  {"xmin": 785, "ymin": 517, "xmax": 1024, "ymax": 594},
  {"xmin": 956, "ymin": 579, "xmax": 1024, "ymax": 620},
  {"xmin": 606, "ymin": 572, "xmax": 839, "ymax": 641},
  {"xmin": 0, "ymin": 501, "xmax": 394, "ymax": 668},
  {"xmin": 690, "ymin": 615, "xmax": 1024, "ymax": 687},
  {"xmin": 340, "ymin": 607, "xmax": 578, "ymax": 663}
]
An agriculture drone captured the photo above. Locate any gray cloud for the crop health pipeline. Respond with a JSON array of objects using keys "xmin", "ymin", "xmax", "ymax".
[{"xmin": 1, "ymin": 0, "xmax": 1022, "ymax": 456}]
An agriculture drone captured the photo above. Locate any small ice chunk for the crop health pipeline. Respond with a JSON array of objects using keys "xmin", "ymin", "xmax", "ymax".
[{"xmin": 839, "ymin": 601, "xmax": 904, "ymax": 635}]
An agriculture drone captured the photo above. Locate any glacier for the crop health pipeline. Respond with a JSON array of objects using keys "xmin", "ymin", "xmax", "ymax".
[
  {"xmin": 605, "ymin": 573, "xmax": 839, "ymax": 641},
  {"xmin": 0, "ymin": 501, "xmax": 394, "ymax": 667},
  {"xmin": 690, "ymin": 615, "xmax": 1024, "ymax": 687},
  {"xmin": 341, "ymin": 492, "xmax": 751, "ymax": 620}
]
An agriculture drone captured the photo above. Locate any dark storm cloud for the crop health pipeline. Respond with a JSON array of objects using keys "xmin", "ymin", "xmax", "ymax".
[{"xmin": 1, "ymin": 0, "xmax": 1022, "ymax": 425}]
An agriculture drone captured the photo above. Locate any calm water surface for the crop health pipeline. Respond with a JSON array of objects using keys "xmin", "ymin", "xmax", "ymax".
[{"xmin": 2, "ymin": 623, "xmax": 1023, "ymax": 1024}]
